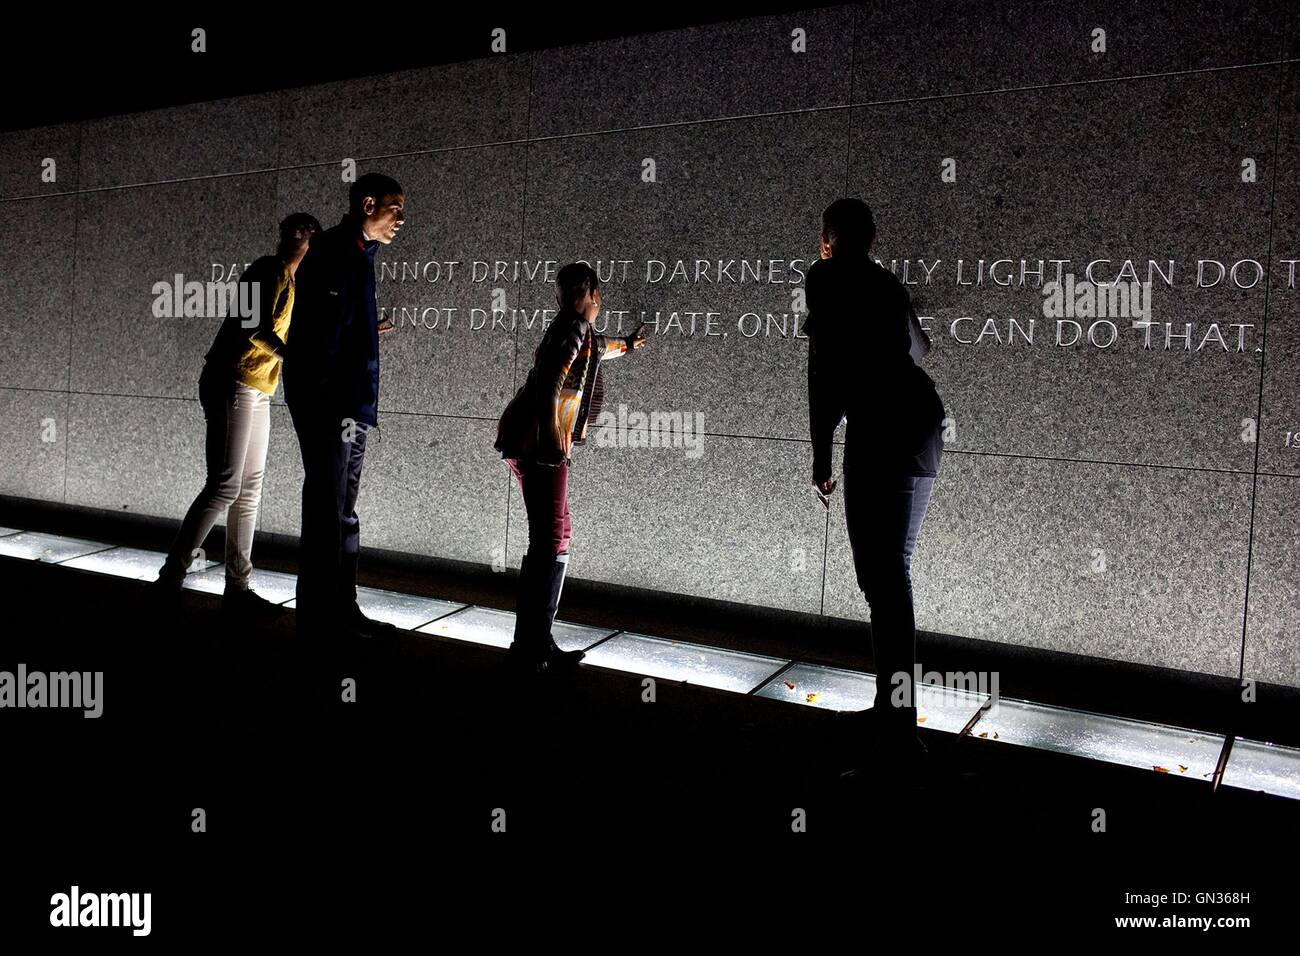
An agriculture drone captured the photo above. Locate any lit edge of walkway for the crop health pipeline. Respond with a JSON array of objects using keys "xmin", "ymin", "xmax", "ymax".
[{"xmin": 1, "ymin": 527, "xmax": 1297, "ymax": 802}]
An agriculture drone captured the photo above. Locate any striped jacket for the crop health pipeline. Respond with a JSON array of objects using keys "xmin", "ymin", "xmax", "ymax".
[{"xmin": 495, "ymin": 309, "xmax": 630, "ymax": 464}]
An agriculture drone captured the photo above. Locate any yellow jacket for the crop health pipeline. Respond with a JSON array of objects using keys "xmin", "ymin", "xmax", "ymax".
[
  {"xmin": 233, "ymin": 257, "xmax": 295, "ymax": 395},
  {"xmin": 204, "ymin": 255, "xmax": 296, "ymax": 395}
]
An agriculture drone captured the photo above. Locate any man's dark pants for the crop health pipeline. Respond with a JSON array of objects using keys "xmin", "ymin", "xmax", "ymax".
[
  {"xmin": 289, "ymin": 403, "xmax": 369, "ymax": 631},
  {"xmin": 842, "ymin": 448, "xmax": 939, "ymax": 729}
]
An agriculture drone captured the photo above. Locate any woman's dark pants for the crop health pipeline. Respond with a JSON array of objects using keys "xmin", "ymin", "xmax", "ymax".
[
  {"xmin": 842, "ymin": 453, "xmax": 938, "ymax": 734},
  {"xmin": 505, "ymin": 458, "xmax": 572, "ymax": 653}
]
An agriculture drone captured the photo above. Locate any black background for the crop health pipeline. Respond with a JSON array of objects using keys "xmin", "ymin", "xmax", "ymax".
[{"xmin": 2, "ymin": 4, "xmax": 838, "ymax": 132}]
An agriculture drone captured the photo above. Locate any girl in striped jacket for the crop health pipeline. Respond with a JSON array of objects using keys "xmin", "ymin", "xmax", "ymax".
[{"xmin": 494, "ymin": 262, "xmax": 647, "ymax": 672}]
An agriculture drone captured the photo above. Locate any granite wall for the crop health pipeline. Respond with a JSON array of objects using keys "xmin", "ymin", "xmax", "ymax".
[{"xmin": 1, "ymin": 1, "xmax": 1296, "ymax": 686}]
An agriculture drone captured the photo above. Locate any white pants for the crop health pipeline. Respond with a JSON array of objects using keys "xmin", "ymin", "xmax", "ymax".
[{"xmin": 163, "ymin": 374, "xmax": 272, "ymax": 590}]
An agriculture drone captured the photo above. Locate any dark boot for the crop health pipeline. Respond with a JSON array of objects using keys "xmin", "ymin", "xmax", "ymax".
[
  {"xmin": 505, "ymin": 553, "xmax": 583, "ymax": 674},
  {"xmin": 836, "ymin": 702, "xmax": 930, "ymax": 782},
  {"xmin": 146, "ymin": 558, "xmax": 187, "ymax": 612},
  {"xmin": 538, "ymin": 553, "xmax": 583, "ymax": 670},
  {"xmin": 156, "ymin": 554, "xmax": 188, "ymax": 585},
  {"xmin": 504, "ymin": 553, "xmax": 548, "ymax": 672},
  {"xmin": 875, "ymin": 704, "xmax": 925, "ymax": 749},
  {"xmin": 841, "ymin": 706, "xmax": 929, "ymax": 780}
]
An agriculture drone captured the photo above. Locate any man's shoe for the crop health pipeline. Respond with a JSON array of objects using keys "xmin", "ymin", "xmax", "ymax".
[
  {"xmin": 222, "ymin": 588, "xmax": 287, "ymax": 619},
  {"xmin": 344, "ymin": 604, "xmax": 400, "ymax": 640},
  {"xmin": 541, "ymin": 637, "xmax": 585, "ymax": 670},
  {"xmin": 295, "ymin": 610, "xmax": 356, "ymax": 647}
]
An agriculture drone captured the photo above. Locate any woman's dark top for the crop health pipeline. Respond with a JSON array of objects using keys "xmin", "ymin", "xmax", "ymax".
[{"xmin": 804, "ymin": 253, "xmax": 945, "ymax": 481}]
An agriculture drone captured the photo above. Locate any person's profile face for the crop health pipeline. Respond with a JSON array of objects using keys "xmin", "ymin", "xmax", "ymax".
[
  {"xmin": 819, "ymin": 231, "xmax": 832, "ymax": 259},
  {"xmin": 585, "ymin": 285, "xmax": 602, "ymax": 322},
  {"xmin": 362, "ymin": 192, "xmax": 405, "ymax": 244}
]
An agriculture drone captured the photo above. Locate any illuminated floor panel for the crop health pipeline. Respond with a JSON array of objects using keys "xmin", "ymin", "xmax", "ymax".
[
  {"xmin": 417, "ymin": 605, "xmax": 614, "ymax": 651},
  {"xmin": 287, "ymin": 588, "xmax": 466, "ymax": 631},
  {"xmin": 60, "ymin": 546, "xmax": 173, "ymax": 581},
  {"xmin": 182, "ymin": 567, "xmax": 299, "ymax": 604},
  {"xmin": 1221, "ymin": 738, "xmax": 1300, "ymax": 802},
  {"xmin": 754, "ymin": 664, "xmax": 987, "ymax": 733},
  {"xmin": 417, "ymin": 607, "xmax": 512, "ymax": 648},
  {"xmin": 0, "ymin": 527, "xmax": 19, "ymax": 537},
  {"xmin": 969, "ymin": 699, "xmax": 1224, "ymax": 782},
  {"xmin": 580, "ymin": 633, "xmax": 788, "ymax": 693},
  {"xmin": 757, "ymin": 662, "xmax": 875, "ymax": 710},
  {"xmin": 552, "ymin": 620, "xmax": 620, "ymax": 649},
  {"xmin": 914, "ymin": 683, "xmax": 991, "ymax": 734},
  {"xmin": 0, "ymin": 532, "xmax": 113, "ymax": 564}
]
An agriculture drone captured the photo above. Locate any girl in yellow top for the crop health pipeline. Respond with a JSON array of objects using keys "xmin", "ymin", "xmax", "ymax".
[{"xmin": 153, "ymin": 213, "xmax": 321, "ymax": 617}]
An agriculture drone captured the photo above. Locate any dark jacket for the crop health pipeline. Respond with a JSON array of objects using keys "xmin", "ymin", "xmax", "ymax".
[
  {"xmin": 283, "ymin": 214, "xmax": 381, "ymax": 427},
  {"xmin": 495, "ymin": 309, "xmax": 629, "ymax": 464},
  {"xmin": 804, "ymin": 254, "xmax": 945, "ymax": 480}
]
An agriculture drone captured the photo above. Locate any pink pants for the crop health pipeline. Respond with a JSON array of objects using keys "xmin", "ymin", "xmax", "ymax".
[{"xmin": 506, "ymin": 458, "xmax": 572, "ymax": 556}]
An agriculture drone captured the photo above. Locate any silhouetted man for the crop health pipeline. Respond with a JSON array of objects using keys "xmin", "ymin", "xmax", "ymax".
[
  {"xmin": 804, "ymin": 198, "xmax": 946, "ymax": 773},
  {"xmin": 283, "ymin": 172, "xmax": 405, "ymax": 643}
]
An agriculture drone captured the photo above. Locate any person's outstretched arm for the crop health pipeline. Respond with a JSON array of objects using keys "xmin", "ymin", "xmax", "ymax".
[{"xmin": 594, "ymin": 320, "xmax": 648, "ymax": 360}]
